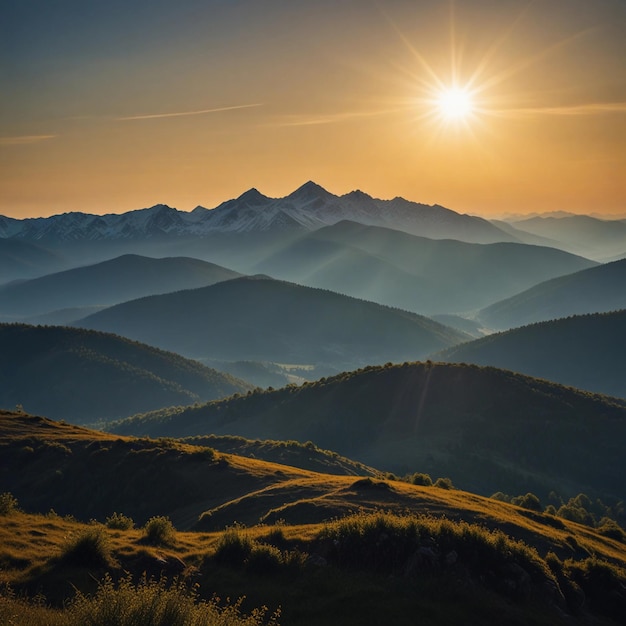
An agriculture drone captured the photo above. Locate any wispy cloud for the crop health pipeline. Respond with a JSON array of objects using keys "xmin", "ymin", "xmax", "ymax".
[
  {"xmin": 491, "ymin": 102, "xmax": 626, "ymax": 117},
  {"xmin": 269, "ymin": 107, "xmax": 407, "ymax": 128},
  {"xmin": 0, "ymin": 134, "xmax": 58, "ymax": 146},
  {"xmin": 117, "ymin": 103, "xmax": 263, "ymax": 121}
]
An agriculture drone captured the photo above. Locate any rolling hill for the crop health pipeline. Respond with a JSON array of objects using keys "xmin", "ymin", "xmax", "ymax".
[
  {"xmin": 0, "ymin": 324, "xmax": 251, "ymax": 423},
  {"xmin": 477, "ymin": 259, "xmax": 626, "ymax": 329},
  {"xmin": 3, "ymin": 410, "xmax": 626, "ymax": 625},
  {"xmin": 0, "ymin": 254, "xmax": 242, "ymax": 320},
  {"xmin": 434, "ymin": 310, "xmax": 626, "ymax": 398},
  {"xmin": 110, "ymin": 361, "xmax": 626, "ymax": 503},
  {"xmin": 74, "ymin": 276, "xmax": 470, "ymax": 369},
  {"xmin": 253, "ymin": 220, "xmax": 597, "ymax": 314}
]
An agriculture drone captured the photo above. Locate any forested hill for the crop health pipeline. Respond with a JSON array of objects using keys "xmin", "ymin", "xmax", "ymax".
[
  {"xmin": 0, "ymin": 324, "xmax": 251, "ymax": 423},
  {"xmin": 435, "ymin": 309, "xmax": 626, "ymax": 398},
  {"xmin": 76, "ymin": 275, "xmax": 470, "ymax": 368},
  {"xmin": 111, "ymin": 361, "xmax": 626, "ymax": 502}
]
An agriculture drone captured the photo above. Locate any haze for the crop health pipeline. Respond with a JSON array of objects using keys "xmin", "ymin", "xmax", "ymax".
[{"xmin": 1, "ymin": 0, "xmax": 625, "ymax": 218}]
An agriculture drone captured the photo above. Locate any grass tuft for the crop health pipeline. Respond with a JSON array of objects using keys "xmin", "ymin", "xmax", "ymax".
[
  {"xmin": 142, "ymin": 516, "xmax": 176, "ymax": 546},
  {"xmin": 60, "ymin": 527, "xmax": 113, "ymax": 569}
]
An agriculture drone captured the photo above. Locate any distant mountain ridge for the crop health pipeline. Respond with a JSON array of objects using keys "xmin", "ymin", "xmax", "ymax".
[
  {"xmin": 0, "ymin": 254, "xmax": 242, "ymax": 319},
  {"xmin": 74, "ymin": 275, "xmax": 470, "ymax": 369},
  {"xmin": 477, "ymin": 258, "xmax": 626, "ymax": 329},
  {"xmin": 505, "ymin": 214, "xmax": 626, "ymax": 262},
  {"xmin": 253, "ymin": 220, "xmax": 597, "ymax": 315},
  {"xmin": 0, "ymin": 182, "xmax": 517, "ymax": 245}
]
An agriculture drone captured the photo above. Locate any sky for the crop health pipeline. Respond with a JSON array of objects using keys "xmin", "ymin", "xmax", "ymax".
[{"xmin": 1, "ymin": 0, "xmax": 625, "ymax": 219}]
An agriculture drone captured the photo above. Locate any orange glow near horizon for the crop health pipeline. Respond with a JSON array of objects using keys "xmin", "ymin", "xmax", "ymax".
[{"xmin": 1, "ymin": 1, "xmax": 624, "ymax": 219}]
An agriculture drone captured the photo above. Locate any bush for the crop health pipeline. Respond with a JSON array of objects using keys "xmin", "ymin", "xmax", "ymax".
[
  {"xmin": 60, "ymin": 527, "xmax": 113, "ymax": 568},
  {"xmin": 596, "ymin": 518, "xmax": 625, "ymax": 542},
  {"xmin": 511, "ymin": 493, "xmax": 542, "ymax": 512},
  {"xmin": 564, "ymin": 557, "xmax": 626, "ymax": 621},
  {"xmin": 106, "ymin": 512, "xmax": 135, "ymax": 530},
  {"xmin": 143, "ymin": 516, "xmax": 176, "ymax": 546},
  {"xmin": 0, "ymin": 492, "xmax": 19, "ymax": 515},
  {"xmin": 409, "ymin": 473, "xmax": 433, "ymax": 486},
  {"xmin": 214, "ymin": 526, "xmax": 254, "ymax": 567},
  {"xmin": 433, "ymin": 477, "xmax": 454, "ymax": 490}
]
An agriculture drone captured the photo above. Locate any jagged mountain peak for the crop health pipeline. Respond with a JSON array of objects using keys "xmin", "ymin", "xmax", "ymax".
[
  {"xmin": 3, "ymin": 184, "xmax": 518, "ymax": 244},
  {"xmin": 236, "ymin": 187, "xmax": 272, "ymax": 204},
  {"xmin": 287, "ymin": 180, "xmax": 334, "ymax": 201},
  {"xmin": 342, "ymin": 189, "xmax": 374, "ymax": 202}
]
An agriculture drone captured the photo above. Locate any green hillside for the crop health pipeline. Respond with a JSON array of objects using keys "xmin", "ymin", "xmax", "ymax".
[
  {"xmin": 435, "ymin": 310, "xmax": 626, "ymax": 398},
  {"xmin": 76, "ymin": 276, "xmax": 470, "ymax": 368},
  {"xmin": 110, "ymin": 361, "xmax": 626, "ymax": 502},
  {"xmin": 478, "ymin": 259, "xmax": 626, "ymax": 329},
  {"xmin": 0, "ymin": 324, "xmax": 251, "ymax": 423}
]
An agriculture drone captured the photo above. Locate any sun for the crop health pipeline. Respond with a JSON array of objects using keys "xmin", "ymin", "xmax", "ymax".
[{"xmin": 436, "ymin": 87, "xmax": 474, "ymax": 121}]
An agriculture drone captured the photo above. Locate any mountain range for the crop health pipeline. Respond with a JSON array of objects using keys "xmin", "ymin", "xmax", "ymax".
[
  {"xmin": 253, "ymin": 220, "xmax": 596, "ymax": 315},
  {"xmin": 0, "ymin": 324, "xmax": 250, "ymax": 423},
  {"xmin": 110, "ymin": 361, "xmax": 626, "ymax": 502},
  {"xmin": 504, "ymin": 214, "xmax": 626, "ymax": 262},
  {"xmin": 74, "ymin": 275, "xmax": 470, "ymax": 369},
  {"xmin": 0, "ymin": 182, "xmax": 518, "ymax": 244},
  {"xmin": 434, "ymin": 310, "xmax": 626, "ymax": 398}
]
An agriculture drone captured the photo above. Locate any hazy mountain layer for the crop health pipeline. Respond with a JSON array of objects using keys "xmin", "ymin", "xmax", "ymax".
[
  {"xmin": 110, "ymin": 362, "xmax": 626, "ymax": 502},
  {"xmin": 75, "ymin": 276, "xmax": 470, "ymax": 368},
  {"xmin": 0, "ymin": 237, "xmax": 67, "ymax": 284},
  {"xmin": 0, "ymin": 254, "xmax": 242, "ymax": 319},
  {"xmin": 434, "ymin": 310, "xmax": 626, "ymax": 398},
  {"xmin": 254, "ymin": 220, "xmax": 596, "ymax": 314},
  {"xmin": 0, "ymin": 324, "xmax": 251, "ymax": 423},
  {"xmin": 508, "ymin": 214, "xmax": 626, "ymax": 261},
  {"xmin": 478, "ymin": 259, "xmax": 626, "ymax": 329}
]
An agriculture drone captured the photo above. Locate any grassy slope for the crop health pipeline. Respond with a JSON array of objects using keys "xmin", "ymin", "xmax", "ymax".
[
  {"xmin": 1, "ymin": 411, "xmax": 626, "ymax": 625},
  {"xmin": 0, "ymin": 324, "xmax": 251, "ymax": 423},
  {"xmin": 111, "ymin": 362, "xmax": 626, "ymax": 502}
]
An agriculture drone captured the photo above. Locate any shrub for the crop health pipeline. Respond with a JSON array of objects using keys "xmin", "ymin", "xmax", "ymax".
[
  {"xmin": 564, "ymin": 557, "xmax": 626, "ymax": 621},
  {"xmin": 433, "ymin": 477, "xmax": 454, "ymax": 490},
  {"xmin": 409, "ymin": 473, "xmax": 432, "ymax": 486},
  {"xmin": 490, "ymin": 492, "xmax": 510, "ymax": 502},
  {"xmin": 246, "ymin": 543, "xmax": 284, "ymax": 575},
  {"xmin": 0, "ymin": 492, "xmax": 19, "ymax": 515},
  {"xmin": 143, "ymin": 516, "xmax": 176, "ymax": 546},
  {"xmin": 511, "ymin": 493, "xmax": 542, "ymax": 512},
  {"xmin": 596, "ymin": 518, "xmax": 625, "ymax": 542},
  {"xmin": 60, "ymin": 526, "xmax": 113, "ymax": 568},
  {"xmin": 214, "ymin": 525, "xmax": 254, "ymax": 567},
  {"xmin": 106, "ymin": 511, "xmax": 135, "ymax": 530}
]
